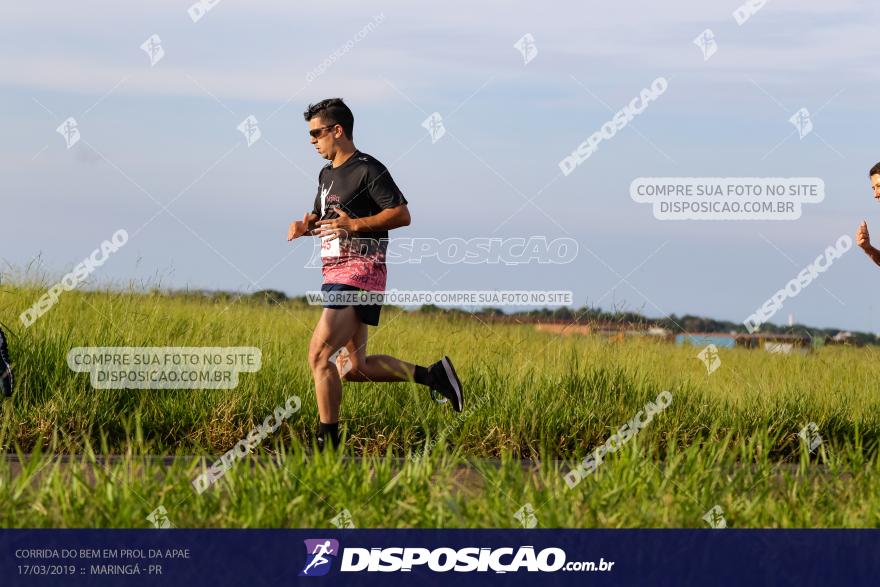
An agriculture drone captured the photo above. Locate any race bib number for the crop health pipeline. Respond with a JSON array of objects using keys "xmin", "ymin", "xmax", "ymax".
[{"xmin": 320, "ymin": 235, "xmax": 340, "ymax": 258}]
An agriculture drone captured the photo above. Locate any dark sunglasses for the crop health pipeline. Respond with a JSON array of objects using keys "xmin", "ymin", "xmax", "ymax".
[{"xmin": 309, "ymin": 124, "xmax": 337, "ymax": 138}]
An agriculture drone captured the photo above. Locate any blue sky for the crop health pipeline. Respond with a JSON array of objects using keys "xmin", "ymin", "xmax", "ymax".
[{"xmin": 2, "ymin": 0, "xmax": 880, "ymax": 332}]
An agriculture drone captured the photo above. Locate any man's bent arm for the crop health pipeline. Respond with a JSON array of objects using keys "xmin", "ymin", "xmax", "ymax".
[
  {"xmin": 306, "ymin": 213, "xmax": 320, "ymax": 234},
  {"xmin": 351, "ymin": 204, "xmax": 411, "ymax": 232},
  {"xmin": 863, "ymin": 245, "xmax": 880, "ymax": 268}
]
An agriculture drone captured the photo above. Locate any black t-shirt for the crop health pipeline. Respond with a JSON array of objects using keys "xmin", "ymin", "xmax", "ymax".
[
  {"xmin": 311, "ymin": 150, "xmax": 408, "ymax": 290},
  {"xmin": 312, "ymin": 150, "xmax": 408, "ymax": 240}
]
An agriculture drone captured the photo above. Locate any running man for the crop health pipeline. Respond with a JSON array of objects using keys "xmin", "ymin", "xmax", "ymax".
[
  {"xmin": 856, "ymin": 162, "xmax": 880, "ymax": 266},
  {"xmin": 287, "ymin": 98, "xmax": 463, "ymax": 451}
]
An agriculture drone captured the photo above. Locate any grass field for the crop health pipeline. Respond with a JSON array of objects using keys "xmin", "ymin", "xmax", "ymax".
[{"xmin": 2, "ymin": 284, "xmax": 880, "ymax": 528}]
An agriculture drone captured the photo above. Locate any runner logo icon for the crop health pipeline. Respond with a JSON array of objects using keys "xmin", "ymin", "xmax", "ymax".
[{"xmin": 300, "ymin": 539, "xmax": 339, "ymax": 577}]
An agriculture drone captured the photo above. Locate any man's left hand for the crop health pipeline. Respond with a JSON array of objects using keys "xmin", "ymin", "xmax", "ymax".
[{"xmin": 316, "ymin": 206, "xmax": 356, "ymax": 241}]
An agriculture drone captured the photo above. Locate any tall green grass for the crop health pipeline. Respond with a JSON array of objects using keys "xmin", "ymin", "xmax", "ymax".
[
  {"xmin": 2, "ymin": 284, "xmax": 880, "ymax": 526},
  {"xmin": 2, "ymin": 428, "xmax": 878, "ymax": 527},
  {"xmin": 2, "ymin": 285, "xmax": 878, "ymax": 459}
]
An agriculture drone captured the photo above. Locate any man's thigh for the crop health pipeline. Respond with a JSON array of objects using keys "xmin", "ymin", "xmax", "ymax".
[{"xmin": 310, "ymin": 307, "xmax": 362, "ymax": 360}]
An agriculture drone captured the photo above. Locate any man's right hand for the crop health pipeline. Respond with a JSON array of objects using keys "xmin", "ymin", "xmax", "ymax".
[
  {"xmin": 288, "ymin": 212, "xmax": 317, "ymax": 241},
  {"xmin": 857, "ymin": 220, "xmax": 872, "ymax": 251}
]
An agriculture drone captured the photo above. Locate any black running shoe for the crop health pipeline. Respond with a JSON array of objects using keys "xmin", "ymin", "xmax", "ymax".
[
  {"xmin": 428, "ymin": 356, "xmax": 463, "ymax": 412},
  {"xmin": 315, "ymin": 428, "xmax": 341, "ymax": 452},
  {"xmin": 0, "ymin": 327, "xmax": 12, "ymax": 397}
]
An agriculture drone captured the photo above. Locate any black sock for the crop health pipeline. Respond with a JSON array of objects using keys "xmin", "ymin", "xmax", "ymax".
[
  {"xmin": 413, "ymin": 365, "xmax": 431, "ymax": 387},
  {"xmin": 318, "ymin": 421, "xmax": 340, "ymax": 449}
]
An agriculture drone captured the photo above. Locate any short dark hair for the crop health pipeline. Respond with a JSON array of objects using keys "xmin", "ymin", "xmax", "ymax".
[
  {"xmin": 870, "ymin": 162, "xmax": 880, "ymax": 177},
  {"xmin": 303, "ymin": 98, "xmax": 354, "ymax": 139}
]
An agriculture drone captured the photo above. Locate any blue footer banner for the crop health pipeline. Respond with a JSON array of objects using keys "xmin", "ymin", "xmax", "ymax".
[{"xmin": 2, "ymin": 529, "xmax": 879, "ymax": 586}]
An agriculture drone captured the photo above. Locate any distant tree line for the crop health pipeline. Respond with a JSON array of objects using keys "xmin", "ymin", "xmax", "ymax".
[{"xmin": 143, "ymin": 288, "xmax": 880, "ymax": 346}]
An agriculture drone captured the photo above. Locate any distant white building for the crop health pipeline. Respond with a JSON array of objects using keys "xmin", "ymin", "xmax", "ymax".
[{"xmin": 832, "ymin": 331, "xmax": 853, "ymax": 342}]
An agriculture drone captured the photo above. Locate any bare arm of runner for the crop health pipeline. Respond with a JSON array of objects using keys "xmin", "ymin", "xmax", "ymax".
[
  {"xmin": 315, "ymin": 204, "xmax": 410, "ymax": 241},
  {"xmin": 288, "ymin": 212, "xmax": 320, "ymax": 241},
  {"xmin": 856, "ymin": 220, "xmax": 880, "ymax": 267}
]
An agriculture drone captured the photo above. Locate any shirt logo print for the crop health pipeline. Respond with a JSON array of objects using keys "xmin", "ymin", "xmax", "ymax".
[{"xmin": 320, "ymin": 180, "xmax": 334, "ymax": 213}]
